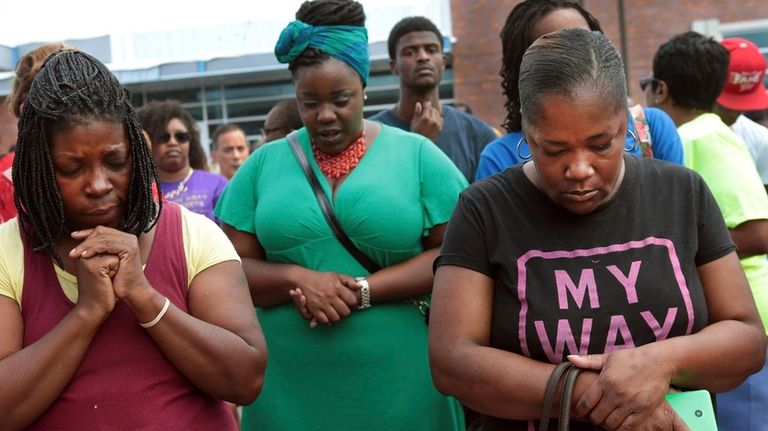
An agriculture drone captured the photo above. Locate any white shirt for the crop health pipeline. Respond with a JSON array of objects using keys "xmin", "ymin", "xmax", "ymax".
[{"xmin": 732, "ymin": 115, "xmax": 768, "ymax": 185}]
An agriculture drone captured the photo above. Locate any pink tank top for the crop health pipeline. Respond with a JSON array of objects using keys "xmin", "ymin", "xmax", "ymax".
[{"xmin": 20, "ymin": 203, "xmax": 236, "ymax": 430}]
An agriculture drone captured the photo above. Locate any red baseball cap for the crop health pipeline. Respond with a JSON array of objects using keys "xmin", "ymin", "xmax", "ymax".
[
  {"xmin": 717, "ymin": 37, "xmax": 768, "ymax": 111},
  {"xmin": 717, "ymin": 38, "xmax": 768, "ymax": 111}
]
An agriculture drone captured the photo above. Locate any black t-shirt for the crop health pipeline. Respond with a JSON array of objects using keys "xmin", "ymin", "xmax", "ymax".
[{"xmin": 435, "ymin": 155, "xmax": 734, "ymax": 430}]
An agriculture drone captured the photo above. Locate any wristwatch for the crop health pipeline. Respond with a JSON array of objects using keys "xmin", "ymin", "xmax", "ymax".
[{"xmin": 354, "ymin": 276, "xmax": 371, "ymax": 310}]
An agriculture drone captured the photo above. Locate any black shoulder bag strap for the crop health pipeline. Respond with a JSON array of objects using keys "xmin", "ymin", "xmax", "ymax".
[{"xmin": 286, "ymin": 132, "xmax": 382, "ymax": 274}]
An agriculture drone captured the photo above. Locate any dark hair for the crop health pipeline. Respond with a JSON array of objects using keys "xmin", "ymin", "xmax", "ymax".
[
  {"xmin": 137, "ymin": 100, "xmax": 208, "ymax": 171},
  {"xmin": 268, "ymin": 99, "xmax": 303, "ymax": 130},
  {"xmin": 500, "ymin": 0, "xmax": 601, "ymax": 132},
  {"xmin": 287, "ymin": 0, "xmax": 366, "ymax": 77},
  {"xmin": 387, "ymin": 16, "xmax": 444, "ymax": 60},
  {"xmin": 211, "ymin": 123, "xmax": 245, "ymax": 150},
  {"xmin": 653, "ymin": 31, "xmax": 730, "ymax": 111},
  {"xmin": 519, "ymin": 29, "xmax": 626, "ymax": 128},
  {"xmin": 7, "ymin": 42, "xmax": 74, "ymax": 118},
  {"xmin": 13, "ymin": 50, "xmax": 160, "ymax": 264}
]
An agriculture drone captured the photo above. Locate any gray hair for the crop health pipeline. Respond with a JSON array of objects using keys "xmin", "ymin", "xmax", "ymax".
[{"xmin": 519, "ymin": 28, "xmax": 626, "ymax": 128}]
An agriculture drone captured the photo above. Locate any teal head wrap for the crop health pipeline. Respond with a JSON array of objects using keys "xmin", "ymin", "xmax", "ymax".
[{"xmin": 275, "ymin": 20, "xmax": 370, "ymax": 86}]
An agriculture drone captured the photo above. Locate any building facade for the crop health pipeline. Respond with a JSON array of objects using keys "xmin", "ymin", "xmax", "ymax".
[
  {"xmin": 0, "ymin": 0, "xmax": 766, "ymax": 153},
  {"xmin": 451, "ymin": 0, "xmax": 768, "ymax": 131}
]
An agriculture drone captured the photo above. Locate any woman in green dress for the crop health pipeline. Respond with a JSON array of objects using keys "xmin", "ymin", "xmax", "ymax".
[{"xmin": 214, "ymin": 0, "xmax": 466, "ymax": 429}]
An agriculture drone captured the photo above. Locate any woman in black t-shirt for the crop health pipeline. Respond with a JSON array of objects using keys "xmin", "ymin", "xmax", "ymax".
[{"xmin": 429, "ymin": 28, "xmax": 765, "ymax": 431}]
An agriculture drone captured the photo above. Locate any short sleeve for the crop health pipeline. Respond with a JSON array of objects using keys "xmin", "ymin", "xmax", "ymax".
[
  {"xmin": 475, "ymin": 133, "xmax": 523, "ymax": 181},
  {"xmin": 476, "ymin": 148, "xmax": 506, "ymax": 181},
  {"xmin": 182, "ymin": 206, "xmax": 241, "ymax": 284},
  {"xmin": 645, "ymin": 107, "xmax": 684, "ymax": 165},
  {"xmin": 435, "ymin": 191, "xmax": 493, "ymax": 276},
  {"xmin": 214, "ymin": 147, "xmax": 263, "ymax": 233},
  {"xmin": 0, "ymin": 220, "xmax": 23, "ymax": 303},
  {"xmin": 419, "ymin": 138, "xmax": 469, "ymax": 232},
  {"xmin": 694, "ymin": 174, "xmax": 737, "ymax": 266}
]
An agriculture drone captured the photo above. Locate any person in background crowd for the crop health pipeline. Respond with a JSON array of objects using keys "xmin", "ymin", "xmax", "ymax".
[
  {"xmin": 1, "ymin": 42, "xmax": 74, "ymax": 224},
  {"xmin": 0, "ymin": 49, "xmax": 267, "ymax": 430},
  {"xmin": 215, "ymin": 0, "xmax": 466, "ymax": 429},
  {"xmin": 475, "ymin": 0, "xmax": 683, "ymax": 181},
  {"xmin": 429, "ymin": 28, "xmax": 765, "ymax": 431},
  {"xmin": 138, "ymin": 100, "xmax": 228, "ymax": 223},
  {"xmin": 746, "ymin": 109, "xmax": 768, "ymax": 128},
  {"xmin": 261, "ymin": 98, "xmax": 303, "ymax": 144},
  {"xmin": 211, "ymin": 123, "xmax": 249, "ymax": 180},
  {"xmin": 370, "ymin": 16, "xmax": 497, "ymax": 182},
  {"xmin": 712, "ymin": 37, "xmax": 768, "ymax": 193},
  {"xmin": 646, "ymin": 31, "xmax": 768, "ymax": 431}
]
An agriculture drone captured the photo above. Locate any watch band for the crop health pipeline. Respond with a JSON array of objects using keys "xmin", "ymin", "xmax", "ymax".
[{"xmin": 355, "ymin": 276, "xmax": 371, "ymax": 310}]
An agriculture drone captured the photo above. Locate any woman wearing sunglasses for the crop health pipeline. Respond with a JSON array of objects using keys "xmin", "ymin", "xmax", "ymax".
[{"xmin": 138, "ymin": 100, "xmax": 228, "ymax": 223}]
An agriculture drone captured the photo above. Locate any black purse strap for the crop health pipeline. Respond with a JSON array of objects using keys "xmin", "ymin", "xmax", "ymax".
[
  {"xmin": 538, "ymin": 362, "xmax": 582, "ymax": 431},
  {"xmin": 287, "ymin": 132, "xmax": 381, "ymax": 274}
]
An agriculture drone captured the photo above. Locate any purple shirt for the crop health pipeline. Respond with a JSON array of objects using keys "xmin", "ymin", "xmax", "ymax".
[{"xmin": 160, "ymin": 169, "xmax": 228, "ymax": 223}]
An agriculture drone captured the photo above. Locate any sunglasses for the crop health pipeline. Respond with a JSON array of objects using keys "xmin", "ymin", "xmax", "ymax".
[
  {"xmin": 157, "ymin": 131, "xmax": 191, "ymax": 144},
  {"xmin": 639, "ymin": 77, "xmax": 661, "ymax": 92}
]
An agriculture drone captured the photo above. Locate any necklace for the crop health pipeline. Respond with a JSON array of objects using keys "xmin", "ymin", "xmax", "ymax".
[
  {"xmin": 312, "ymin": 130, "xmax": 367, "ymax": 179},
  {"xmin": 162, "ymin": 168, "xmax": 193, "ymax": 201}
]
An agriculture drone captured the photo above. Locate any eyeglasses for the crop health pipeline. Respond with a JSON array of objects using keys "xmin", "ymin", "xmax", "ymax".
[
  {"xmin": 157, "ymin": 131, "xmax": 191, "ymax": 144},
  {"xmin": 639, "ymin": 77, "xmax": 661, "ymax": 92}
]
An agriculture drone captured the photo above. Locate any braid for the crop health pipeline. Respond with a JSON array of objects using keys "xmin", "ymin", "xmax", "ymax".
[
  {"xmin": 500, "ymin": 0, "xmax": 601, "ymax": 132},
  {"xmin": 13, "ymin": 50, "xmax": 160, "ymax": 265},
  {"xmin": 288, "ymin": 0, "xmax": 366, "ymax": 75}
]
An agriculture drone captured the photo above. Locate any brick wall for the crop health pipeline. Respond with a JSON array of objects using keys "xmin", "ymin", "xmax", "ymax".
[{"xmin": 450, "ymin": 0, "xmax": 768, "ymax": 131}]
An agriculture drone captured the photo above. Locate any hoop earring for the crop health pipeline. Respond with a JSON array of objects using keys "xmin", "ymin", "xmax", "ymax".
[
  {"xmin": 517, "ymin": 136, "xmax": 531, "ymax": 160},
  {"xmin": 625, "ymin": 128, "xmax": 639, "ymax": 153}
]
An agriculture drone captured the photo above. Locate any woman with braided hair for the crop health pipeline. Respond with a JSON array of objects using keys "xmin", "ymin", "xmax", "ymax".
[
  {"xmin": 215, "ymin": 0, "xmax": 466, "ymax": 429},
  {"xmin": 0, "ymin": 49, "xmax": 266, "ymax": 430}
]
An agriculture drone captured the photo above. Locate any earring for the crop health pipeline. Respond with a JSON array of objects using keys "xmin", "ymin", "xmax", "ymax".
[
  {"xmin": 516, "ymin": 136, "xmax": 531, "ymax": 160},
  {"xmin": 653, "ymin": 98, "xmax": 660, "ymax": 104},
  {"xmin": 364, "ymin": 93, "xmax": 368, "ymax": 101},
  {"xmin": 625, "ymin": 128, "xmax": 639, "ymax": 153}
]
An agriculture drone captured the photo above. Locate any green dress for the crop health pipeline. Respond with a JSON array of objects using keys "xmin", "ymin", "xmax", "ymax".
[{"xmin": 216, "ymin": 125, "xmax": 467, "ymax": 431}]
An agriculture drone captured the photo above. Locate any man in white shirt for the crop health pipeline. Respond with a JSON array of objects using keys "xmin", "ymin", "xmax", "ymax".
[{"xmin": 713, "ymin": 37, "xmax": 768, "ymax": 192}]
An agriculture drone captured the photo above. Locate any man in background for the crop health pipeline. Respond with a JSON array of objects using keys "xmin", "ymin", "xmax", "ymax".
[
  {"xmin": 712, "ymin": 37, "xmax": 768, "ymax": 193},
  {"xmin": 261, "ymin": 99, "xmax": 303, "ymax": 144},
  {"xmin": 211, "ymin": 123, "xmax": 249, "ymax": 180},
  {"xmin": 370, "ymin": 16, "xmax": 496, "ymax": 182}
]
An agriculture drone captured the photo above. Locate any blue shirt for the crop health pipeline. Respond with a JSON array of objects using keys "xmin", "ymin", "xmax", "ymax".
[
  {"xmin": 475, "ymin": 107, "xmax": 684, "ymax": 181},
  {"xmin": 371, "ymin": 105, "xmax": 497, "ymax": 183}
]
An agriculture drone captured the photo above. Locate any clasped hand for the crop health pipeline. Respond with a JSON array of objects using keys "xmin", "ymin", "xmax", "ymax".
[
  {"xmin": 568, "ymin": 348, "xmax": 690, "ymax": 430},
  {"xmin": 288, "ymin": 271, "xmax": 361, "ymax": 328},
  {"xmin": 68, "ymin": 226, "xmax": 149, "ymax": 319}
]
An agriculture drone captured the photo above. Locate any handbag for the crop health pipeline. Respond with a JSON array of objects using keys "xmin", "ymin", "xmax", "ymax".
[
  {"xmin": 538, "ymin": 363, "xmax": 716, "ymax": 430},
  {"xmin": 538, "ymin": 362, "xmax": 583, "ymax": 431},
  {"xmin": 286, "ymin": 132, "xmax": 430, "ymax": 323}
]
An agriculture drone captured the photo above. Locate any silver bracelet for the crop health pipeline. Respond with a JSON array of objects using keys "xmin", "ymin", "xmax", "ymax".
[
  {"xmin": 355, "ymin": 277, "xmax": 371, "ymax": 310},
  {"xmin": 139, "ymin": 297, "xmax": 171, "ymax": 328}
]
